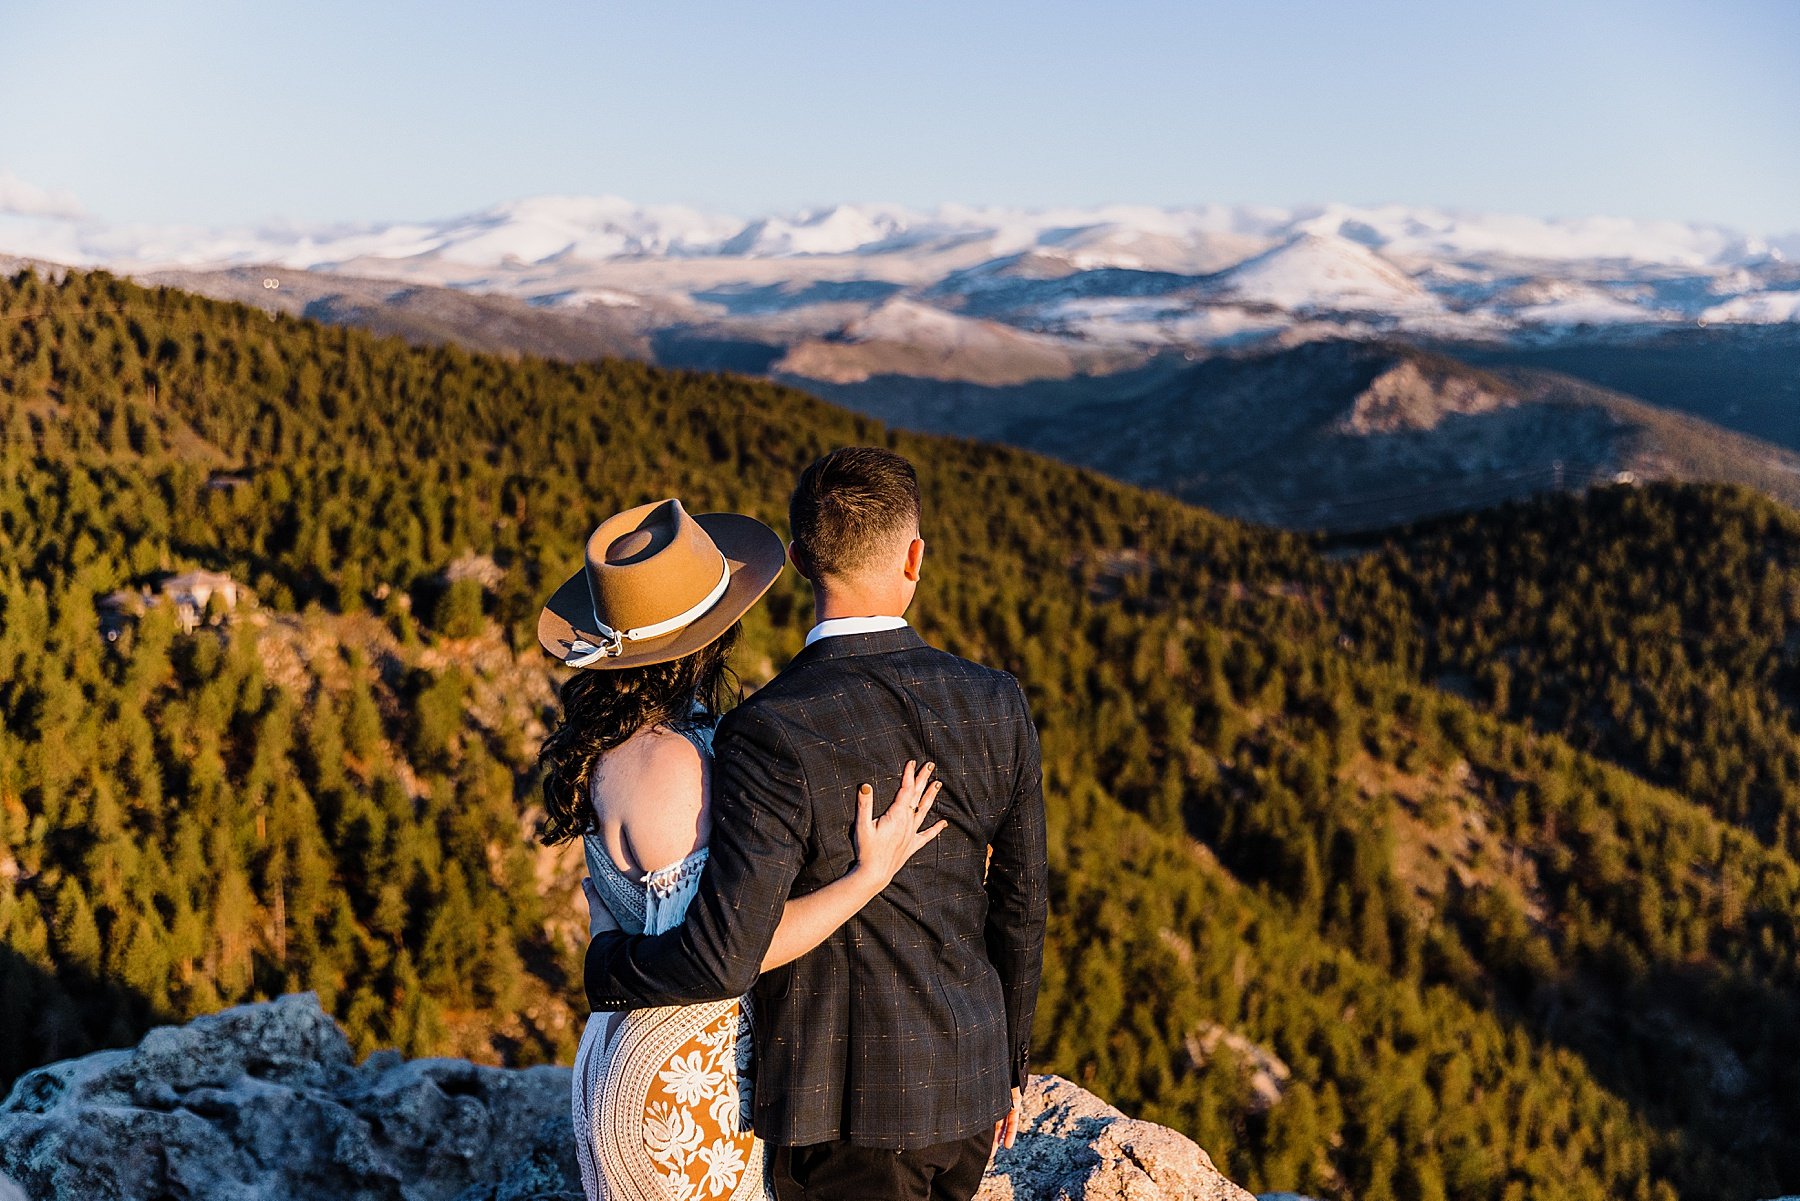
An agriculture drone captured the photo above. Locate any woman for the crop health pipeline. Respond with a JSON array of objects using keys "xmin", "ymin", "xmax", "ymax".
[{"xmin": 535, "ymin": 498, "xmax": 945, "ymax": 1201}]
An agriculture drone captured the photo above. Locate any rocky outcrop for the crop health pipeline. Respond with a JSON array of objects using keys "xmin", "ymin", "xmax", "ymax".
[
  {"xmin": 0, "ymin": 995, "xmax": 1251, "ymax": 1201},
  {"xmin": 0, "ymin": 995, "xmax": 575, "ymax": 1201},
  {"xmin": 1182, "ymin": 1022, "xmax": 1291, "ymax": 1115},
  {"xmin": 976, "ymin": 1075, "xmax": 1253, "ymax": 1201}
]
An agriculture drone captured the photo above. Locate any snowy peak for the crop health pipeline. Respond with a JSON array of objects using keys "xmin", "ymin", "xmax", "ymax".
[
  {"xmin": 345, "ymin": 195, "xmax": 743, "ymax": 267},
  {"xmin": 1208, "ymin": 233, "xmax": 1435, "ymax": 313},
  {"xmin": 840, "ymin": 297, "xmax": 1067, "ymax": 349},
  {"xmin": 1701, "ymin": 291, "xmax": 1800, "ymax": 323},
  {"xmin": 4, "ymin": 184, "xmax": 1798, "ymax": 343},
  {"xmin": 1282, "ymin": 203, "xmax": 1772, "ymax": 268},
  {"xmin": 775, "ymin": 298, "xmax": 1082, "ymax": 386},
  {"xmin": 1027, "ymin": 222, "xmax": 1260, "ymax": 274},
  {"xmin": 1485, "ymin": 279, "xmax": 1667, "ymax": 326},
  {"xmin": 716, "ymin": 205, "xmax": 932, "ymax": 257}
]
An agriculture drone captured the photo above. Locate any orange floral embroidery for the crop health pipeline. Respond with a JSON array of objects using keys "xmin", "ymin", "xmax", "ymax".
[{"xmin": 641, "ymin": 1002, "xmax": 759, "ymax": 1198}]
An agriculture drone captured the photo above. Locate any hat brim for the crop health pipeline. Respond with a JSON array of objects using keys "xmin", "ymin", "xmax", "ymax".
[{"xmin": 537, "ymin": 511, "xmax": 786, "ymax": 670}]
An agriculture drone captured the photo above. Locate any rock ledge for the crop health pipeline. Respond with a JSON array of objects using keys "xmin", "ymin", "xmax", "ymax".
[{"xmin": 0, "ymin": 995, "xmax": 1250, "ymax": 1201}]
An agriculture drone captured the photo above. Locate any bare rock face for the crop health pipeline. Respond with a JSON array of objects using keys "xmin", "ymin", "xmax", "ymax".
[
  {"xmin": 979, "ymin": 1075, "xmax": 1254, "ymax": 1201},
  {"xmin": 0, "ymin": 995, "xmax": 1250, "ymax": 1201},
  {"xmin": 1182, "ymin": 1023, "xmax": 1291, "ymax": 1116},
  {"xmin": 0, "ymin": 994, "xmax": 577, "ymax": 1201}
]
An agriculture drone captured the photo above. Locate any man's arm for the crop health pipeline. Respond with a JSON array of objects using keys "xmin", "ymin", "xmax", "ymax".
[
  {"xmin": 584, "ymin": 703, "xmax": 809, "ymax": 1009},
  {"xmin": 985, "ymin": 676, "xmax": 1049, "ymax": 1091}
]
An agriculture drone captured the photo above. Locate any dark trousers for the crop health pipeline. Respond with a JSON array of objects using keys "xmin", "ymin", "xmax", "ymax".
[{"xmin": 772, "ymin": 1130, "xmax": 995, "ymax": 1201}]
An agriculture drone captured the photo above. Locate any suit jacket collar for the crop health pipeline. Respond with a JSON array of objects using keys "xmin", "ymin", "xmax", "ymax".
[{"xmin": 786, "ymin": 624, "xmax": 927, "ymax": 669}]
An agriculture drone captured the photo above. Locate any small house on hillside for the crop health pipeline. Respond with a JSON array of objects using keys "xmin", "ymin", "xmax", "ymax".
[
  {"xmin": 162, "ymin": 570, "xmax": 241, "ymax": 631},
  {"xmin": 162, "ymin": 569, "xmax": 239, "ymax": 612},
  {"xmin": 99, "ymin": 570, "xmax": 250, "ymax": 641}
]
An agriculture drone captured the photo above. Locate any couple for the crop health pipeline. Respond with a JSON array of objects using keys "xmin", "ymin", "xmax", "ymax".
[{"xmin": 534, "ymin": 447, "xmax": 1049, "ymax": 1201}]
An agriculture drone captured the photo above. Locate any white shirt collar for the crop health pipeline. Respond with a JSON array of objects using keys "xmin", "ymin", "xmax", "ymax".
[{"xmin": 804, "ymin": 615, "xmax": 909, "ymax": 648}]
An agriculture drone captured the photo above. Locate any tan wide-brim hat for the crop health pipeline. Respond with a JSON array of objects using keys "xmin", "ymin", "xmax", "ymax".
[{"xmin": 537, "ymin": 498, "xmax": 784, "ymax": 670}]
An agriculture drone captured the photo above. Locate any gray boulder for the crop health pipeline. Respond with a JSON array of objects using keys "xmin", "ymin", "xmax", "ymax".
[
  {"xmin": 1, "ymin": 995, "xmax": 1249, "ymax": 1201},
  {"xmin": 978, "ymin": 1075, "xmax": 1253, "ymax": 1201},
  {"xmin": 0, "ymin": 994, "xmax": 576, "ymax": 1201}
]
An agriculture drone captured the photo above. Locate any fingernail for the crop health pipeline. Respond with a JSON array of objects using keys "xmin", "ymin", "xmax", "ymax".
[{"xmin": 860, "ymin": 784, "xmax": 872, "ymax": 793}]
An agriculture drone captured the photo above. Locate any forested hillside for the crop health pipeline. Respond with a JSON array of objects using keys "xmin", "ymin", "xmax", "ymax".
[
  {"xmin": 1335, "ymin": 485, "xmax": 1800, "ymax": 851},
  {"xmin": 2, "ymin": 269, "xmax": 1798, "ymax": 1201}
]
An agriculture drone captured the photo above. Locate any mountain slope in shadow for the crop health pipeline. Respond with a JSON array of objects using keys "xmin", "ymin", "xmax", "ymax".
[
  {"xmin": 1444, "ymin": 325, "xmax": 1800, "ymax": 451},
  {"xmin": 796, "ymin": 341, "xmax": 1800, "ymax": 530},
  {"xmin": 123, "ymin": 263, "xmax": 1800, "ymax": 533},
  {"xmin": 138, "ymin": 264, "xmax": 655, "ymax": 362}
]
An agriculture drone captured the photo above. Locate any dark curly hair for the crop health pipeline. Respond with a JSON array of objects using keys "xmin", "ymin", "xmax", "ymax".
[{"xmin": 535, "ymin": 623, "xmax": 740, "ymax": 845}]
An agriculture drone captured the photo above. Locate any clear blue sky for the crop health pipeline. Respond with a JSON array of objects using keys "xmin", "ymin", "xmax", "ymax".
[{"xmin": 2, "ymin": 0, "xmax": 1796, "ymax": 231}]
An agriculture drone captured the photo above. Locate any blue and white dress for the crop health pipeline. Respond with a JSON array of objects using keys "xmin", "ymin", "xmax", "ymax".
[{"xmin": 571, "ymin": 722, "xmax": 772, "ymax": 1201}]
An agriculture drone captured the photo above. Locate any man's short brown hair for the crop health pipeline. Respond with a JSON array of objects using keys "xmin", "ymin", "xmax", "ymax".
[{"xmin": 789, "ymin": 447, "xmax": 921, "ymax": 581}]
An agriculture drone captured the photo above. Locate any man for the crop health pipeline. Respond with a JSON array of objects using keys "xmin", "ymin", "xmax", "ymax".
[{"xmin": 585, "ymin": 446, "xmax": 1049, "ymax": 1201}]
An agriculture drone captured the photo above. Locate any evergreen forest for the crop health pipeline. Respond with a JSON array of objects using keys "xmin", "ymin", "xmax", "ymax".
[{"xmin": 2, "ymin": 269, "xmax": 1798, "ymax": 1200}]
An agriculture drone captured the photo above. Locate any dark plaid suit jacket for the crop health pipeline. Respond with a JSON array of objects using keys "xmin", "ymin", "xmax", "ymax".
[{"xmin": 585, "ymin": 625, "xmax": 1048, "ymax": 1150}]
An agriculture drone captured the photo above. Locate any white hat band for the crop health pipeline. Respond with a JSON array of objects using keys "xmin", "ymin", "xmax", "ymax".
[{"xmin": 565, "ymin": 554, "xmax": 731, "ymax": 667}]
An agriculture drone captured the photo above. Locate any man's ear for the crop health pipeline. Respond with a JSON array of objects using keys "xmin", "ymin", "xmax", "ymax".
[
  {"xmin": 787, "ymin": 542, "xmax": 813, "ymax": 581},
  {"xmin": 903, "ymin": 537, "xmax": 925, "ymax": 582}
]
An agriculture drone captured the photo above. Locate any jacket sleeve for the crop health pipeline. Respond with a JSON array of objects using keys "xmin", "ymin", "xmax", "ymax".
[
  {"xmin": 985, "ymin": 675, "xmax": 1049, "ymax": 1091},
  {"xmin": 585, "ymin": 703, "xmax": 810, "ymax": 1009}
]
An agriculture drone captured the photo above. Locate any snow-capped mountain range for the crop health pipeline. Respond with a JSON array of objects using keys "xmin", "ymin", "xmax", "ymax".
[
  {"xmin": 8, "ymin": 179, "xmax": 1800, "ymax": 533},
  {"xmin": 5, "ymin": 186, "xmax": 1799, "ymax": 349}
]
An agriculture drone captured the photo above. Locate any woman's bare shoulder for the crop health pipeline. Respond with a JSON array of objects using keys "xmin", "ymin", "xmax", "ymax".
[{"xmin": 590, "ymin": 726, "xmax": 708, "ymax": 872}]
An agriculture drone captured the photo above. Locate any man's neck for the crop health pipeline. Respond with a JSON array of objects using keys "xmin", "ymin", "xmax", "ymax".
[{"xmin": 812, "ymin": 590, "xmax": 907, "ymax": 626}]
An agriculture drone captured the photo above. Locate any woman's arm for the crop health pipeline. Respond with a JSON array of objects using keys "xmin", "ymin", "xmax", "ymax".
[
  {"xmin": 579, "ymin": 761, "xmax": 946, "ymax": 980},
  {"xmin": 760, "ymin": 761, "xmax": 945, "ymax": 971}
]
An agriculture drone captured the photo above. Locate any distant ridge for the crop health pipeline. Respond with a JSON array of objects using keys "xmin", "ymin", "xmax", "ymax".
[
  {"xmin": 17, "ymin": 187, "xmax": 1790, "ymax": 532},
  {"xmin": 106, "ymin": 256, "xmax": 1800, "ymax": 532},
  {"xmin": 796, "ymin": 339, "xmax": 1800, "ymax": 530},
  {"xmin": 5, "ymin": 193, "xmax": 1797, "ymax": 344}
]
